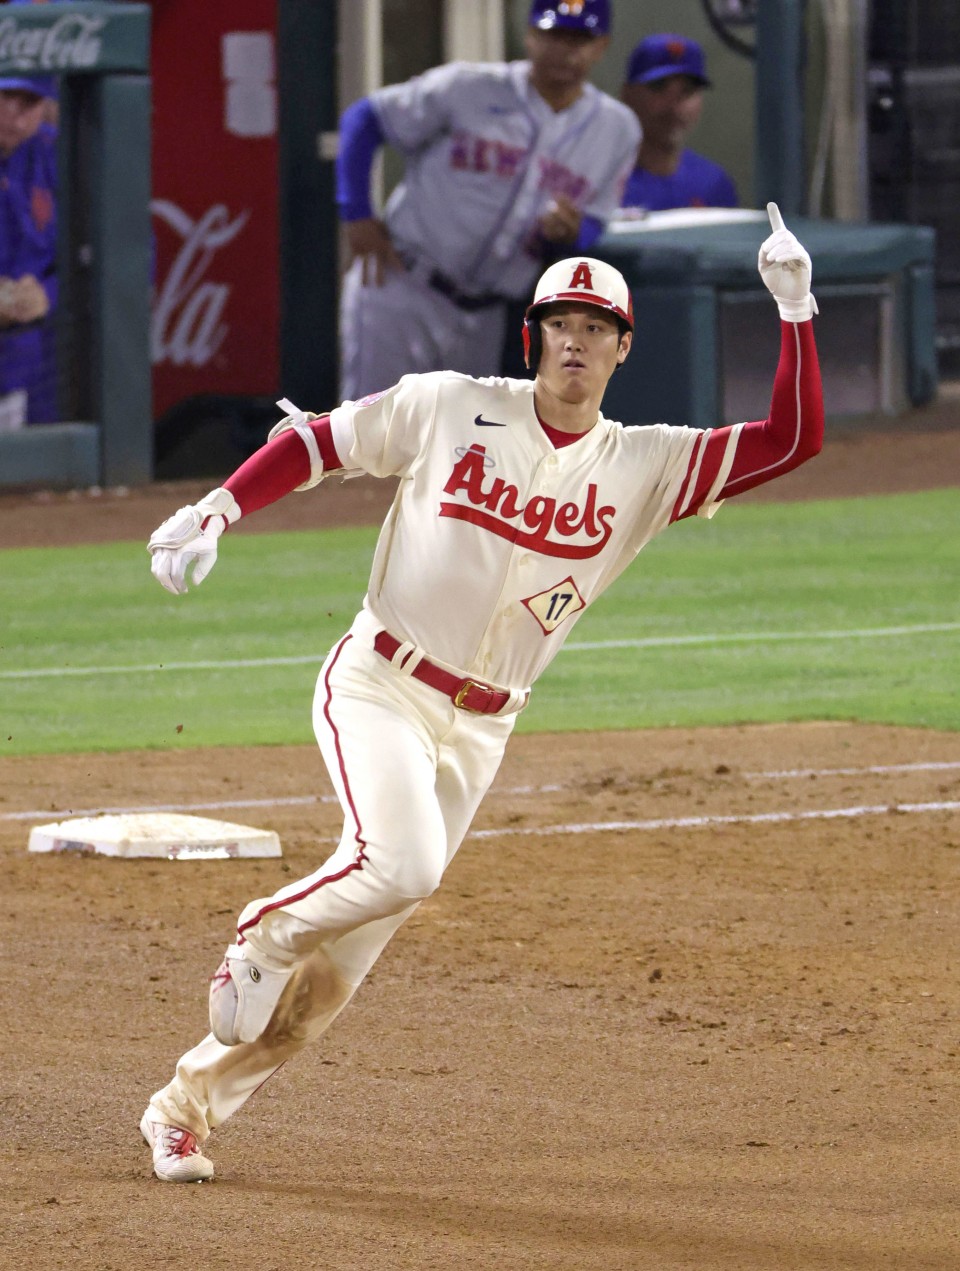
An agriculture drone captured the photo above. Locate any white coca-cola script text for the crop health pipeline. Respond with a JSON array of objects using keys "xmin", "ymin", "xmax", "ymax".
[
  {"xmin": 0, "ymin": 14, "xmax": 105, "ymax": 70},
  {"xmin": 150, "ymin": 200, "xmax": 250, "ymax": 369}
]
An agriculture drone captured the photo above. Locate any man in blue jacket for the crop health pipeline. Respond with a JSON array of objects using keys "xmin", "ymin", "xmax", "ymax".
[
  {"xmin": 620, "ymin": 34, "xmax": 738, "ymax": 213},
  {"xmin": 0, "ymin": 73, "xmax": 59, "ymax": 427}
]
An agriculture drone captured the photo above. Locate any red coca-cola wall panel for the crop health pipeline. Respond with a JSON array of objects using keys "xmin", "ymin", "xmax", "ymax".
[{"xmin": 150, "ymin": 0, "xmax": 279, "ymax": 417}]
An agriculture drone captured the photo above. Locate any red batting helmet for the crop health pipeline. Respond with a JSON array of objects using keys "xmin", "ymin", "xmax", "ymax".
[
  {"xmin": 523, "ymin": 256, "xmax": 634, "ymax": 370},
  {"xmin": 528, "ymin": 0, "xmax": 611, "ymax": 37}
]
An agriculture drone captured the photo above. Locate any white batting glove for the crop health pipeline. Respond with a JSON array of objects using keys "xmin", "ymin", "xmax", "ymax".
[
  {"xmin": 759, "ymin": 202, "xmax": 818, "ymax": 323},
  {"xmin": 147, "ymin": 486, "xmax": 241, "ymax": 595}
]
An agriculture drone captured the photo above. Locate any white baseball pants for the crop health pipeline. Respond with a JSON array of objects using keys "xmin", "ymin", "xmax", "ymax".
[
  {"xmin": 338, "ymin": 257, "xmax": 509, "ymax": 401},
  {"xmin": 148, "ymin": 619, "xmax": 517, "ymax": 1140}
]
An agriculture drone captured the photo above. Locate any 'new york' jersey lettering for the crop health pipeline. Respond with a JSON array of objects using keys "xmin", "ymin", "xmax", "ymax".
[
  {"xmin": 371, "ymin": 61, "xmax": 640, "ymax": 298},
  {"xmin": 450, "ymin": 132, "xmax": 530, "ymax": 181}
]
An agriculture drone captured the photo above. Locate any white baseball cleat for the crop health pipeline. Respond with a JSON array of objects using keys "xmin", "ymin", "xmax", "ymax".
[
  {"xmin": 208, "ymin": 950, "xmax": 295, "ymax": 1046},
  {"xmin": 140, "ymin": 1112, "xmax": 215, "ymax": 1183}
]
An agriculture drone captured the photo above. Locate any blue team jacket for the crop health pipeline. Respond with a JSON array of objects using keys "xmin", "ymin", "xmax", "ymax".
[{"xmin": 0, "ymin": 120, "xmax": 58, "ymax": 423}]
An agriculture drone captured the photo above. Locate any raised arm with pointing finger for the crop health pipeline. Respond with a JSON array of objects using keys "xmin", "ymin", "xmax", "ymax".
[{"xmin": 760, "ymin": 201, "xmax": 818, "ymax": 321}]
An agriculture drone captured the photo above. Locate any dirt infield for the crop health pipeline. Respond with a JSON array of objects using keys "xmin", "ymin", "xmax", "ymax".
[
  {"xmin": 4, "ymin": 726, "xmax": 960, "ymax": 1270},
  {"xmin": 2, "ymin": 418, "xmax": 959, "ymax": 1270}
]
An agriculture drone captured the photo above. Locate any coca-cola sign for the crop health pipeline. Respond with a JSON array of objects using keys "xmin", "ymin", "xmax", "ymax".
[
  {"xmin": 151, "ymin": 200, "xmax": 251, "ymax": 370},
  {"xmin": 150, "ymin": 0, "xmax": 280, "ymax": 417},
  {"xmin": 0, "ymin": 14, "xmax": 105, "ymax": 71}
]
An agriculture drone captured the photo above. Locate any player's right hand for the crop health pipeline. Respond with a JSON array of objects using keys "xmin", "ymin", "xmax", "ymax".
[
  {"xmin": 147, "ymin": 487, "xmax": 240, "ymax": 595},
  {"xmin": 345, "ymin": 217, "xmax": 405, "ymax": 287},
  {"xmin": 759, "ymin": 202, "xmax": 818, "ymax": 323}
]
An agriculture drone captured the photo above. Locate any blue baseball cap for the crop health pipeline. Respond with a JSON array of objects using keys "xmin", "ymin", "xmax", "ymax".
[
  {"xmin": 0, "ymin": 75, "xmax": 58, "ymax": 98},
  {"xmin": 529, "ymin": 0, "xmax": 611, "ymax": 37},
  {"xmin": 625, "ymin": 34, "xmax": 711, "ymax": 87}
]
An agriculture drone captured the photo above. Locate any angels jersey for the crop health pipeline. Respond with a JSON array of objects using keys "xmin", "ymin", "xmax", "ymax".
[
  {"xmin": 225, "ymin": 320, "xmax": 821, "ymax": 702},
  {"xmin": 328, "ymin": 372, "xmax": 725, "ymax": 694}
]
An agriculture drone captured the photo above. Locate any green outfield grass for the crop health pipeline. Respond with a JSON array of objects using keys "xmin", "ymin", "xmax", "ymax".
[{"xmin": 1, "ymin": 488, "xmax": 957, "ymax": 756}]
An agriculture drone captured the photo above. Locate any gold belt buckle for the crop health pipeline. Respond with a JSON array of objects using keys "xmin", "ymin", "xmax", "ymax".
[{"xmin": 454, "ymin": 679, "xmax": 486, "ymax": 713}]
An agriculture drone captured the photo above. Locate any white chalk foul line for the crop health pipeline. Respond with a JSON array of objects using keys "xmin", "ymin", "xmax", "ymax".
[
  {"xmin": 2, "ymin": 621, "xmax": 958, "ymax": 680},
  {"xmin": 0, "ymin": 794, "xmax": 325, "ymax": 823},
  {"xmin": 469, "ymin": 800, "xmax": 960, "ymax": 840},
  {"xmin": 563, "ymin": 622, "xmax": 960, "ymax": 652},
  {"xmin": 0, "ymin": 654, "xmax": 325, "ymax": 680},
  {"xmin": 4, "ymin": 796, "xmax": 958, "ymax": 836},
  {"xmin": 0, "ymin": 782, "xmax": 567, "ymax": 824},
  {"xmin": 3, "ymin": 759, "xmax": 957, "ymax": 827},
  {"xmin": 748, "ymin": 760, "xmax": 960, "ymax": 779}
]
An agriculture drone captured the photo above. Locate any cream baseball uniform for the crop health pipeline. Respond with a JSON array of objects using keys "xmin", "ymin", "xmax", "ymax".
[
  {"xmin": 146, "ymin": 372, "xmax": 738, "ymax": 1139},
  {"xmin": 331, "ymin": 371, "xmax": 722, "ymax": 690},
  {"xmin": 144, "ymin": 228, "xmax": 823, "ymax": 1167}
]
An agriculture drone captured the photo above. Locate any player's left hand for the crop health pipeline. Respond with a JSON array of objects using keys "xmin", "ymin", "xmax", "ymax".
[
  {"xmin": 759, "ymin": 202, "xmax": 818, "ymax": 322},
  {"xmin": 148, "ymin": 487, "xmax": 240, "ymax": 595},
  {"xmin": 538, "ymin": 195, "xmax": 582, "ymax": 244}
]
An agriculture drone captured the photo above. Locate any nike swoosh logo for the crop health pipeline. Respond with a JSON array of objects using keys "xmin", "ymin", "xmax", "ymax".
[{"xmin": 474, "ymin": 415, "xmax": 506, "ymax": 427}]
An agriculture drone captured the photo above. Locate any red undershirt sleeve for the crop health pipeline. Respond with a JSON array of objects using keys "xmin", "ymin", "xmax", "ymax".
[
  {"xmin": 223, "ymin": 415, "xmax": 344, "ymax": 519},
  {"xmin": 670, "ymin": 319, "xmax": 824, "ymax": 522}
]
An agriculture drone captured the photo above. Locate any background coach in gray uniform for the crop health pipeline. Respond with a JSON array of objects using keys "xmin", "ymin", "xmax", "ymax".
[{"xmin": 335, "ymin": 0, "xmax": 639, "ymax": 400}]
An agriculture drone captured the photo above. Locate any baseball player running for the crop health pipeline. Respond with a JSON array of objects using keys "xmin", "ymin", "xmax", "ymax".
[
  {"xmin": 140, "ymin": 204, "xmax": 823, "ymax": 1182},
  {"xmin": 337, "ymin": 0, "xmax": 639, "ymax": 399}
]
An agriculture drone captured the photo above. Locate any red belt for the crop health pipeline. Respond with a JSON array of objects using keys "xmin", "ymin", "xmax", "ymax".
[{"xmin": 373, "ymin": 630, "xmax": 515, "ymax": 715}]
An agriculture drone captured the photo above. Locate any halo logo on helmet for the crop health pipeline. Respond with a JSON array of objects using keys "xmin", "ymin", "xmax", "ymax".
[
  {"xmin": 522, "ymin": 256, "xmax": 633, "ymax": 371},
  {"xmin": 528, "ymin": 0, "xmax": 611, "ymax": 36}
]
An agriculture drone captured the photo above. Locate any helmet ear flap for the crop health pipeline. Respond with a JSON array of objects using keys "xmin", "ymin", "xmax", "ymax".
[{"xmin": 523, "ymin": 316, "xmax": 542, "ymax": 372}]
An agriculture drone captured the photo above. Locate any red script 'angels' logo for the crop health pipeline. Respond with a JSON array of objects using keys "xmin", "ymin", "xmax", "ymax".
[{"xmin": 440, "ymin": 444, "xmax": 615, "ymax": 559}]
